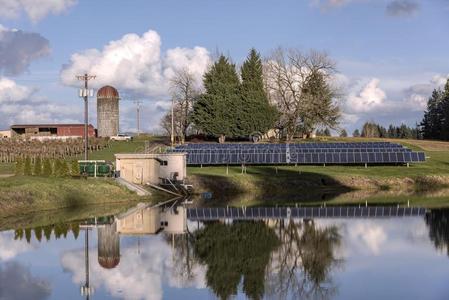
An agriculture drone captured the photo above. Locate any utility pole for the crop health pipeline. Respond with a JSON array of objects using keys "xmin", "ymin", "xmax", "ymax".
[
  {"xmin": 171, "ymin": 97, "xmax": 175, "ymax": 147},
  {"xmin": 133, "ymin": 100, "xmax": 143, "ymax": 136},
  {"xmin": 76, "ymin": 73, "xmax": 96, "ymax": 161}
]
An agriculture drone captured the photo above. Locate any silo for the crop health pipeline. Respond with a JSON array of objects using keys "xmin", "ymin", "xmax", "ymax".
[{"xmin": 97, "ymin": 85, "xmax": 119, "ymax": 137}]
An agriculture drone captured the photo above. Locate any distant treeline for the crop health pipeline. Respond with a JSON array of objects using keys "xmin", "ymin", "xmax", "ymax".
[
  {"xmin": 421, "ymin": 80, "xmax": 449, "ymax": 140},
  {"xmin": 351, "ymin": 122, "xmax": 421, "ymax": 139}
]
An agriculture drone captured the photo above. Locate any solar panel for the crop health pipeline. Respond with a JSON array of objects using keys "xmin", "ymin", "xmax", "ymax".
[{"xmin": 172, "ymin": 142, "xmax": 425, "ymax": 165}]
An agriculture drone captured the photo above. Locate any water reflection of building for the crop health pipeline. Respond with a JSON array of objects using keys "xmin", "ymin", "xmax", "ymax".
[
  {"xmin": 116, "ymin": 206, "xmax": 187, "ymax": 235},
  {"xmin": 98, "ymin": 223, "xmax": 120, "ymax": 269}
]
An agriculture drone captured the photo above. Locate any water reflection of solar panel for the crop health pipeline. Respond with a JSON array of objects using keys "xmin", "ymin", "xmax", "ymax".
[
  {"xmin": 186, "ymin": 207, "xmax": 427, "ymax": 220},
  {"xmin": 172, "ymin": 142, "xmax": 425, "ymax": 165}
]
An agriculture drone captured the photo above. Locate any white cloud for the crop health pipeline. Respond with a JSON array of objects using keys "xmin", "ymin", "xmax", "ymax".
[
  {"xmin": 0, "ymin": 77, "xmax": 35, "ymax": 102},
  {"xmin": 0, "ymin": 231, "xmax": 35, "ymax": 261},
  {"xmin": 346, "ymin": 78, "xmax": 388, "ymax": 113},
  {"xmin": 60, "ymin": 29, "xmax": 210, "ymax": 98},
  {"xmin": 0, "ymin": 0, "xmax": 77, "ymax": 22},
  {"xmin": 0, "ymin": 76, "xmax": 81, "ymax": 128},
  {"xmin": 348, "ymin": 223, "xmax": 387, "ymax": 255},
  {"xmin": 61, "ymin": 236, "xmax": 206, "ymax": 300},
  {"xmin": 0, "ymin": 25, "xmax": 50, "ymax": 76},
  {"xmin": 386, "ymin": 0, "xmax": 419, "ymax": 17}
]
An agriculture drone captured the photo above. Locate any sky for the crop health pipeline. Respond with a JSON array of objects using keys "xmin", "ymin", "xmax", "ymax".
[{"xmin": 0, "ymin": 0, "xmax": 448, "ymax": 135}]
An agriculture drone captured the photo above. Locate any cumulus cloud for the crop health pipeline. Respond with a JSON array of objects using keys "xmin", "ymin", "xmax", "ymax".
[
  {"xmin": 0, "ymin": 231, "xmax": 35, "ymax": 261},
  {"xmin": 341, "ymin": 74, "xmax": 449, "ymax": 131},
  {"xmin": 0, "ymin": 26, "xmax": 50, "ymax": 76},
  {"xmin": 346, "ymin": 78, "xmax": 389, "ymax": 113},
  {"xmin": 61, "ymin": 236, "xmax": 206, "ymax": 300},
  {"xmin": 0, "ymin": 76, "xmax": 81, "ymax": 129},
  {"xmin": 386, "ymin": 0, "xmax": 419, "ymax": 17},
  {"xmin": 0, "ymin": 262, "xmax": 51, "ymax": 299},
  {"xmin": 60, "ymin": 29, "xmax": 210, "ymax": 98},
  {"xmin": 0, "ymin": 0, "xmax": 76, "ymax": 22}
]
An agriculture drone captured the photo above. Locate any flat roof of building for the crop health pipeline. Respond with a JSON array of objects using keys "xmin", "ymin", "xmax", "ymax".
[{"xmin": 11, "ymin": 124, "xmax": 94, "ymax": 128}]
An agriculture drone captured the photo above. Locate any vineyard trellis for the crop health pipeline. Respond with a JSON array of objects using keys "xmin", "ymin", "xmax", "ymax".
[{"xmin": 0, "ymin": 138, "xmax": 110, "ymax": 163}]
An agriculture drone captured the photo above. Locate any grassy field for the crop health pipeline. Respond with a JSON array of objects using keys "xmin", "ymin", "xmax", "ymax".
[{"xmin": 3, "ymin": 136, "xmax": 449, "ymax": 209}]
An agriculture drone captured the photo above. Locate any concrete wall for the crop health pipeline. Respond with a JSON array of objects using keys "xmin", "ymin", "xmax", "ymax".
[
  {"xmin": 97, "ymin": 97, "xmax": 119, "ymax": 137},
  {"xmin": 157, "ymin": 153, "xmax": 187, "ymax": 181}
]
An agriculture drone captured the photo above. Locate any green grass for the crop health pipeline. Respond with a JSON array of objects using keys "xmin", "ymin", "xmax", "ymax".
[
  {"xmin": 0, "ymin": 176, "xmax": 157, "ymax": 217},
  {"xmin": 79, "ymin": 139, "xmax": 146, "ymax": 161},
  {"xmin": 0, "ymin": 163, "xmax": 14, "ymax": 175}
]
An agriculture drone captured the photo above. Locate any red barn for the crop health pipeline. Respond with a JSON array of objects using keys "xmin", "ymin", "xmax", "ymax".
[{"xmin": 10, "ymin": 124, "xmax": 96, "ymax": 138}]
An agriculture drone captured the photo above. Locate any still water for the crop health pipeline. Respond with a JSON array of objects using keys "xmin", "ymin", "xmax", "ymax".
[{"xmin": 1, "ymin": 204, "xmax": 449, "ymax": 300}]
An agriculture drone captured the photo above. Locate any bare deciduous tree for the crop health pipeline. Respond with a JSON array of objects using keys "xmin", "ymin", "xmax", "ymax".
[
  {"xmin": 168, "ymin": 69, "xmax": 200, "ymax": 144},
  {"xmin": 264, "ymin": 48, "xmax": 341, "ymax": 140}
]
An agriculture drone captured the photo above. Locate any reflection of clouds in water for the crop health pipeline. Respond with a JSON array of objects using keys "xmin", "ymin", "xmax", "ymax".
[
  {"xmin": 61, "ymin": 236, "xmax": 205, "ymax": 300},
  {"xmin": 348, "ymin": 223, "xmax": 387, "ymax": 255},
  {"xmin": 0, "ymin": 231, "xmax": 34, "ymax": 261},
  {"xmin": 0, "ymin": 262, "xmax": 51, "ymax": 300},
  {"xmin": 317, "ymin": 218, "xmax": 429, "ymax": 257}
]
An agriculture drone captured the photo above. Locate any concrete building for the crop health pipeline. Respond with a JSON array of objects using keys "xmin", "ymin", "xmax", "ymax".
[
  {"xmin": 115, "ymin": 153, "xmax": 187, "ymax": 185},
  {"xmin": 97, "ymin": 85, "xmax": 120, "ymax": 137},
  {"xmin": 10, "ymin": 124, "xmax": 95, "ymax": 139},
  {"xmin": 0, "ymin": 130, "xmax": 10, "ymax": 138}
]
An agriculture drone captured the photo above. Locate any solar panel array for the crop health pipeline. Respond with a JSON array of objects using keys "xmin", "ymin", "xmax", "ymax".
[{"xmin": 170, "ymin": 142, "xmax": 426, "ymax": 165}]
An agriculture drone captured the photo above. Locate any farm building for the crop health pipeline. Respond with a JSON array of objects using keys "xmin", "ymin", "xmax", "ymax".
[
  {"xmin": 10, "ymin": 124, "xmax": 96, "ymax": 139},
  {"xmin": 115, "ymin": 153, "xmax": 187, "ymax": 185},
  {"xmin": 0, "ymin": 130, "xmax": 10, "ymax": 138}
]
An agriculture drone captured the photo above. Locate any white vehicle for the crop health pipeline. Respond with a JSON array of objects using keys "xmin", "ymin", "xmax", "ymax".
[{"xmin": 110, "ymin": 134, "xmax": 133, "ymax": 141}]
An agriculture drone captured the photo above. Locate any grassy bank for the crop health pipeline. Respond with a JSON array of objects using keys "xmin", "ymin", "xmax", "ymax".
[
  {"xmin": 0, "ymin": 176, "xmax": 160, "ymax": 218},
  {"xmin": 187, "ymin": 138, "xmax": 449, "ymax": 207}
]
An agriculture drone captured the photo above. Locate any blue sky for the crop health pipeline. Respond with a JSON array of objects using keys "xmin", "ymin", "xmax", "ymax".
[{"xmin": 0, "ymin": 0, "xmax": 448, "ymax": 134}]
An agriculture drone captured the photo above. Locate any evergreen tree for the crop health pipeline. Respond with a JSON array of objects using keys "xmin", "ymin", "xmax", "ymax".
[
  {"xmin": 33, "ymin": 157, "xmax": 42, "ymax": 176},
  {"xmin": 192, "ymin": 55, "xmax": 241, "ymax": 143},
  {"xmin": 42, "ymin": 158, "xmax": 53, "ymax": 176},
  {"xmin": 339, "ymin": 129, "xmax": 348, "ymax": 137},
  {"xmin": 421, "ymin": 88, "xmax": 444, "ymax": 139},
  {"xmin": 300, "ymin": 71, "xmax": 340, "ymax": 137},
  {"xmin": 54, "ymin": 159, "xmax": 63, "ymax": 177},
  {"xmin": 239, "ymin": 48, "xmax": 278, "ymax": 137},
  {"xmin": 323, "ymin": 128, "xmax": 331, "ymax": 136},
  {"xmin": 24, "ymin": 156, "xmax": 32, "ymax": 176},
  {"xmin": 43, "ymin": 226, "xmax": 53, "ymax": 241},
  {"xmin": 353, "ymin": 129, "xmax": 361, "ymax": 137},
  {"xmin": 15, "ymin": 158, "xmax": 23, "ymax": 176},
  {"xmin": 439, "ymin": 80, "xmax": 449, "ymax": 140},
  {"xmin": 70, "ymin": 160, "xmax": 80, "ymax": 176},
  {"xmin": 60, "ymin": 160, "xmax": 69, "ymax": 177}
]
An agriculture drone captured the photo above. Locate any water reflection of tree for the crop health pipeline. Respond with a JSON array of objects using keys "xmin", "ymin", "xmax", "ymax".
[
  {"xmin": 425, "ymin": 209, "xmax": 449, "ymax": 255},
  {"xmin": 193, "ymin": 221, "xmax": 281, "ymax": 300},
  {"xmin": 163, "ymin": 232, "xmax": 200, "ymax": 286},
  {"xmin": 266, "ymin": 220, "xmax": 342, "ymax": 300},
  {"xmin": 14, "ymin": 223, "xmax": 80, "ymax": 243},
  {"xmin": 164, "ymin": 219, "xmax": 343, "ymax": 300}
]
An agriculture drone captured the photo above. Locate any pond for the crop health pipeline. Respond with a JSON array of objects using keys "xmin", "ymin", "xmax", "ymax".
[{"xmin": 1, "ymin": 204, "xmax": 449, "ymax": 300}]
